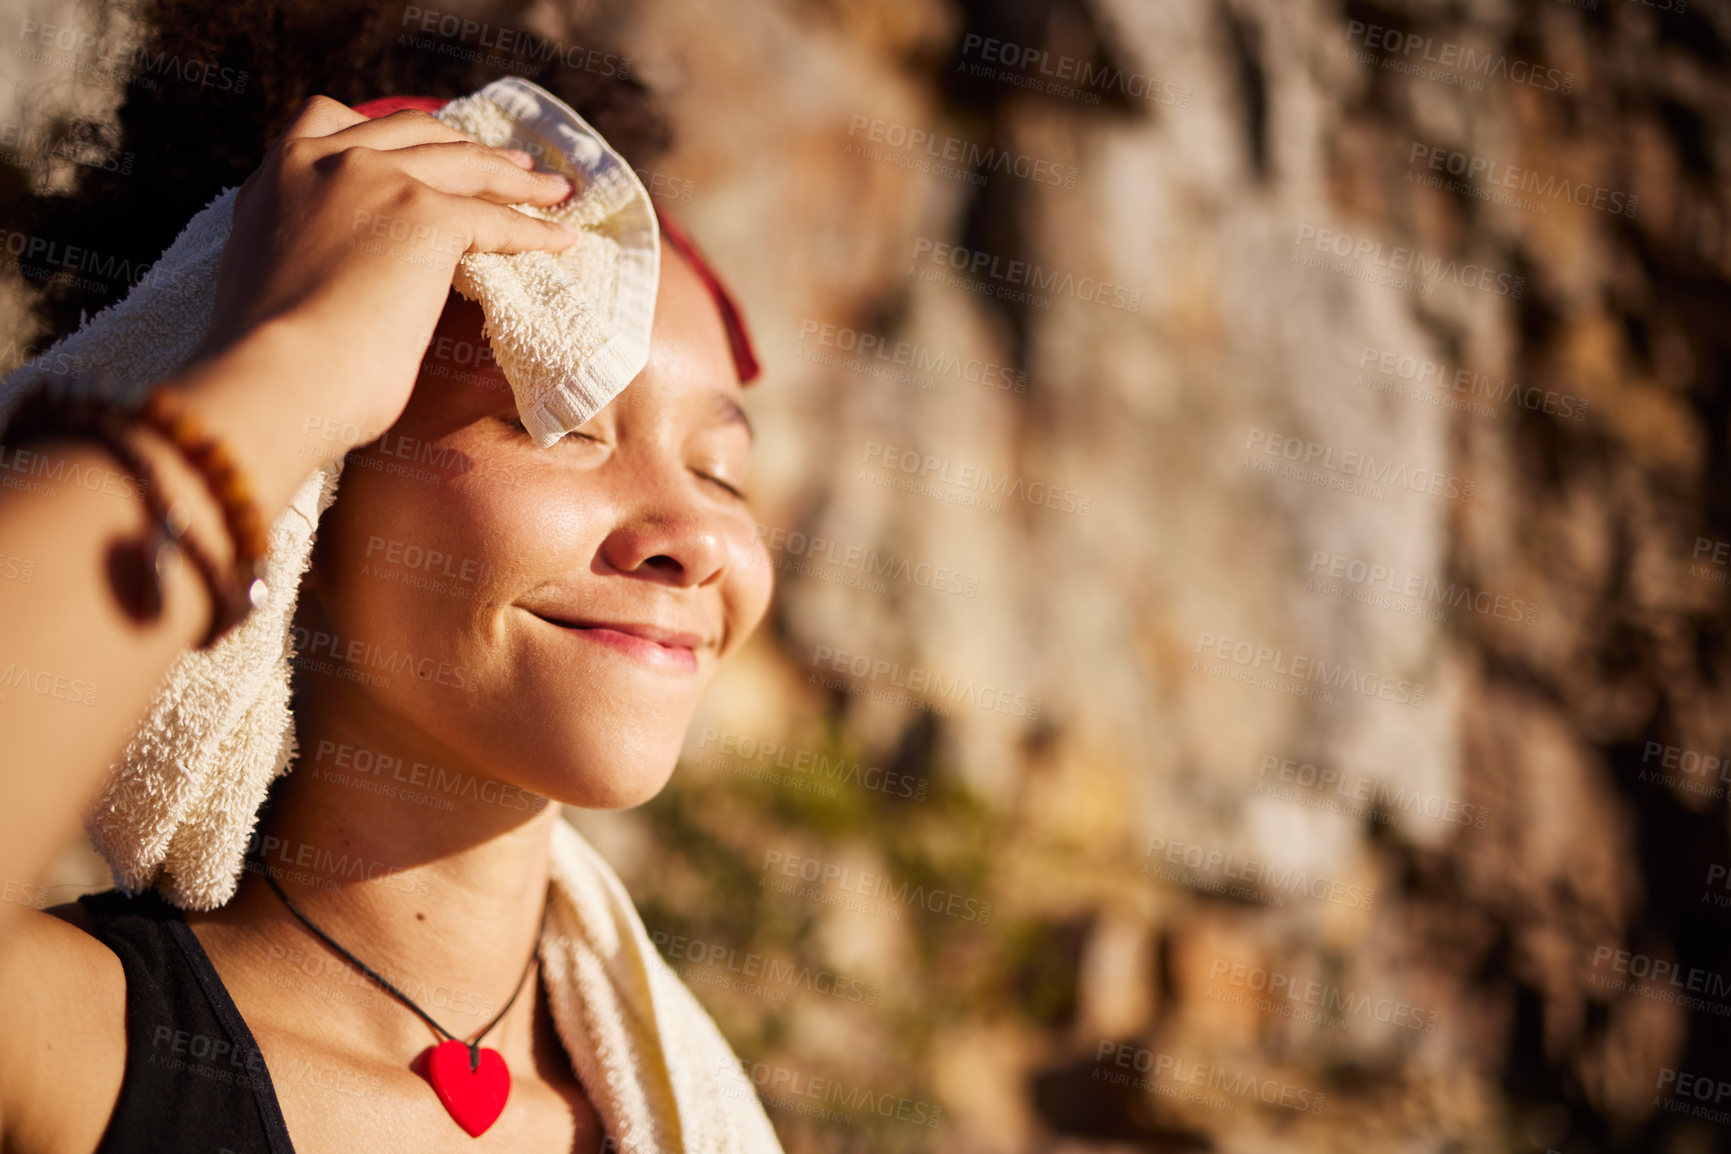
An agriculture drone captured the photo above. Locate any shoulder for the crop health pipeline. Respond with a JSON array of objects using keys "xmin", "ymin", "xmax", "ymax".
[{"xmin": 0, "ymin": 900, "xmax": 129, "ymax": 1154}]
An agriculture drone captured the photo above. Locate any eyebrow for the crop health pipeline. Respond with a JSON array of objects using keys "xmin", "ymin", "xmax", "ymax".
[{"xmin": 713, "ymin": 390, "xmax": 754, "ymax": 443}]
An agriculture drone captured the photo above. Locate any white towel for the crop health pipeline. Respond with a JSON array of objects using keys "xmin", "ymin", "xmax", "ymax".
[
  {"xmin": 437, "ymin": 78, "xmax": 659, "ymax": 450},
  {"xmin": 0, "ymin": 77, "xmax": 782, "ymax": 1154}
]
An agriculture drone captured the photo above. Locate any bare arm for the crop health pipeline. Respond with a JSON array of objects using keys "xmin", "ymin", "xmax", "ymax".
[{"xmin": 0, "ymin": 94, "xmax": 576, "ymax": 945}]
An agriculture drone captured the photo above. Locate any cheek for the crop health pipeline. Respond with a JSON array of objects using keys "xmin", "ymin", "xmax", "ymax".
[
  {"xmin": 313, "ymin": 460, "xmax": 537, "ymax": 655},
  {"xmin": 723, "ymin": 523, "xmax": 775, "ymax": 642}
]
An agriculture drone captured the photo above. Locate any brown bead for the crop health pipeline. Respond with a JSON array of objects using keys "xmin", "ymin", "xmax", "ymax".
[
  {"xmin": 107, "ymin": 533, "xmax": 164, "ymax": 625},
  {"xmin": 132, "ymin": 385, "xmax": 271, "ymax": 631}
]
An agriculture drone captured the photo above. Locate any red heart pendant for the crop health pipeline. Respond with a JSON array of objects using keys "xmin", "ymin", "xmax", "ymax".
[{"xmin": 426, "ymin": 1039, "xmax": 511, "ymax": 1137}]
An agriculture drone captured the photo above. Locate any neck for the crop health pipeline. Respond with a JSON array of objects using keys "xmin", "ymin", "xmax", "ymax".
[{"xmin": 189, "ymin": 678, "xmax": 561, "ymax": 1065}]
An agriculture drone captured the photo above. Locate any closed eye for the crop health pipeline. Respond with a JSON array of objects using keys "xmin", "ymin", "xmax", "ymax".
[
  {"xmin": 697, "ymin": 471, "xmax": 748, "ymax": 500},
  {"xmin": 501, "ymin": 414, "xmax": 746, "ymax": 498}
]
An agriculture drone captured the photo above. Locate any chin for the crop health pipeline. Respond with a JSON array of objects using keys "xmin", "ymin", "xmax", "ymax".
[{"xmin": 526, "ymin": 725, "xmax": 687, "ymax": 811}]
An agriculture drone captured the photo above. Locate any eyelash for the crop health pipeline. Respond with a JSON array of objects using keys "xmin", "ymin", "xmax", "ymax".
[
  {"xmin": 508, "ymin": 417, "xmax": 748, "ymax": 500},
  {"xmin": 700, "ymin": 473, "xmax": 748, "ymax": 501}
]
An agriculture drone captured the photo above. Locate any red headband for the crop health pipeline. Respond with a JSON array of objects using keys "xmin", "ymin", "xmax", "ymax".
[{"xmin": 353, "ymin": 94, "xmax": 760, "ymax": 383}]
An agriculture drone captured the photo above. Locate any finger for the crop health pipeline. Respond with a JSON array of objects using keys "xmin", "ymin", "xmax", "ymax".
[
  {"xmin": 379, "ymin": 141, "xmax": 575, "ymax": 206},
  {"xmin": 462, "ymin": 200, "xmax": 580, "ymax": 257},
  {"xmin": 329, "ymin": 106, "xmax": 480, "ymax": 150},
  {"xmin": 279, "ymin": 94, "xmax": 369, "ymax": 143}
]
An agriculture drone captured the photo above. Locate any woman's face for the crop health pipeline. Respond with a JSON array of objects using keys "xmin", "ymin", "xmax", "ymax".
[{"xmin": 294, "ymin": 248, "xmax": 773, "ymax": 808}]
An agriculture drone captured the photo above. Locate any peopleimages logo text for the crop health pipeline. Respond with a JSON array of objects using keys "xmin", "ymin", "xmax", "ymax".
[
  {"xmin": 762, "ymin": 850, "xmax": 992, "ymax": 924},
  {"xmin": 1095, "ymin": 1041, "xmax": 1326, "ymax": 1114},
  {"xmin": 0, "ymin": 228, "xmax": 189, "ymax": 297},
  {"xmin": 958, "ymin": 33, "xmax": 1192, "ymax": 107},
  {"xmin": 397, "ymin": 6, "xmax": 629, "ymax": 76},
  {"xmin": 848, "ymin": 116, "xmax": 1077, "ymax": 188},
  {"xmin": 1408, "ymin": 143, "xmax": 1637, "ymax": 218},
  {"xmin": 1357, "ymin": 345, "xmax": 1588, "ymax": 421},
  {"xmin": 1245, "ymin": 428, "xmax": 1474, "ymax": 503},
  {"xmin": 809, "ymin": 645, "xmax": 1041, "ymax": 720},
  {"xmin": 910, "ymin": 238, "xmax": 1141, "ymax": 312},
  {"xmin": 1257, "ymin": 753, "xmax": 1489, "ymax": 829},
  {"xmin": 1307, "ymin": 549, "xmax": 1538, "ymax": 626},
  {"xmin": 798, "ymin": 320, "xmax": 1026, "ymax": 392},
  {"xmin": 1195, "ymin": 630, "xmax": 1426, "ymax": 707},
  {"xmin": 1345, "ymin": 20, "xmax": 1574, "ymax": 93},
  {"xmin": 861, "ymin": 441, "xmax": 1092, "ymax": 516},
  {"xmin": 1294, "ymin": 226, "xmax": 1524, "ymax": 298},
  {"xmin": 16, "ymin": 20, "xmax": 250, "ymax": 92},
  {"xmin": 1207, "ymin": 957, "xmax": 1440, "ymax": 1032}
]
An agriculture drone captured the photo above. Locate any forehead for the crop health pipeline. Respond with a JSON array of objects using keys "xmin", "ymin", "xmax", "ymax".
[{"xmin": 640, "ymin": 245, "xmax": 741, "ymax": 400}]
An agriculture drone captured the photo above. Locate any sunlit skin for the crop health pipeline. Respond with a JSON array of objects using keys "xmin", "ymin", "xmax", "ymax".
[
  {"xmin": 174, "ymin": 247, "xmax": 774, "ymax": 1150},
  {"xmin": 290, "ymin": 244, "xmax": 772, "ymax": 815}
]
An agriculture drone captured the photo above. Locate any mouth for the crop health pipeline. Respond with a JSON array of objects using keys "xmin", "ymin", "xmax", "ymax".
[{"xmin": 524, "ymin": 610, "xmax": 704, "ymax": 673}]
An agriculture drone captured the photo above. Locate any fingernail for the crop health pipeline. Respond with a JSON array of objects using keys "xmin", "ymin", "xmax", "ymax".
[{"xmin": 502, "ymin": 149, "xmax": 535, "ymax": 168}]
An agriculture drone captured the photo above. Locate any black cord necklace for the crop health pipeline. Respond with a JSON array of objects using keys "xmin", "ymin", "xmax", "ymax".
[{"xmin": 256, "ymin": 861, "xmax": 541, "ymax": 1137}]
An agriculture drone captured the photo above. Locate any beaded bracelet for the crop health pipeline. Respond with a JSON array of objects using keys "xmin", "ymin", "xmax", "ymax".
[
  {"xmin": 137, "ymin": 388, "xmax": 270, "ymax": 637},
  {"xmin": 2, "ymin": 383, "xmax": 268, "ymax": 650}
]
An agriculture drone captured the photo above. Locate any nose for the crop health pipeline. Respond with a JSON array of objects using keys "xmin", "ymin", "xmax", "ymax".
[{"xmin": 599, "ymin": 488, "xmax": 732, "ymax": 589}]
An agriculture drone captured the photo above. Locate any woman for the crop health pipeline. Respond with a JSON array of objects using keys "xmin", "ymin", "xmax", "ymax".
[{"xmin": 0, "ymin": 82, "xmax": 776, "ymax": 1154}]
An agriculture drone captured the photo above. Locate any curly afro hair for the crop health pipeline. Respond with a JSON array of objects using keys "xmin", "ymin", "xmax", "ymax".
[{"xmin": 2, "ymin": 0, "xmax": 670, "ymax": 344}]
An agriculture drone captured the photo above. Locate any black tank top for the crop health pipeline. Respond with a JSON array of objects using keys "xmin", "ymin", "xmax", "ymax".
[{"xmin": 77, "ymin": 887, "xmax": 296, "ymax": 1154}]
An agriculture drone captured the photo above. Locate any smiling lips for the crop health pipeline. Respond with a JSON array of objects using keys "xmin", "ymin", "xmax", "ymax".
[{"xmin": 528, "ymin": 612, "xmax": 703, "ymax": 673}]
